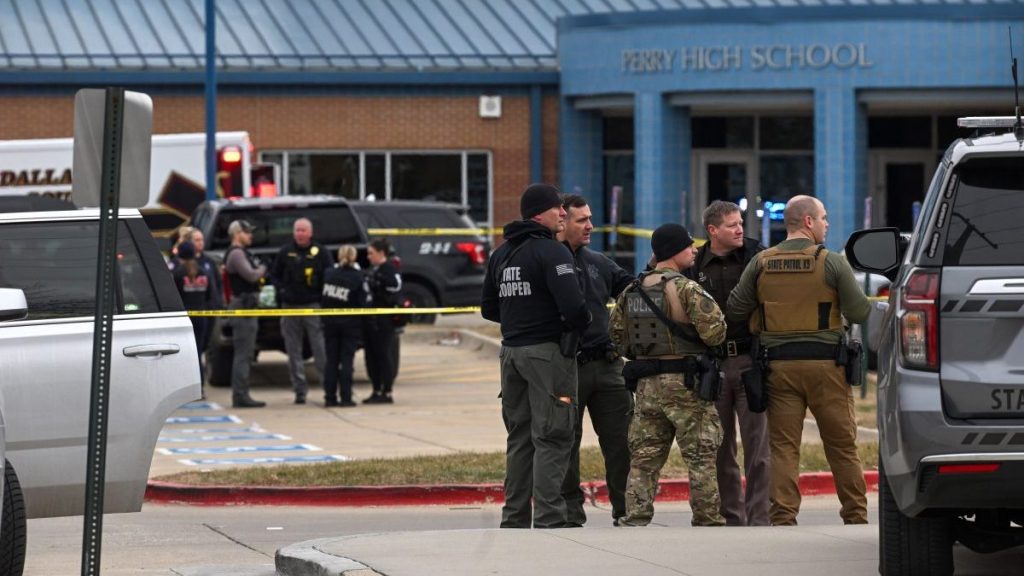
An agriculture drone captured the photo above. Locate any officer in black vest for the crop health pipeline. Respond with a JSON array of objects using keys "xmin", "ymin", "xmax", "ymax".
[
  {"xmin": 683, "ymin": 200, "xmax": 769, "ymax": 526},
  {"xmin": 481, "ymin": 183, "xmax": 591, "ymax": 529},
  {"xmin": 223, "ymin": 219, "xmax": 267, "ymax": 408},
  {"xmin": 557, "ymin": 194, "xmax": 635, "ymax": 526},
  {"xmin": 320, "ymin": 244, "xmax": 367, "ymax": 407}
]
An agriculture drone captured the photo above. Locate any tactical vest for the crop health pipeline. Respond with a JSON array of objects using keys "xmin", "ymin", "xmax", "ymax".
[
  {"xmin": 752, "ymin": 244, "xmax": 842, "ymax": 336},
  {"xmin": 224, "ymin": 245, "xmax": 261, "ymax": 295},
  {"xmin": 623, "ymin": 271, "xmax": 708, "ymax": 358}
]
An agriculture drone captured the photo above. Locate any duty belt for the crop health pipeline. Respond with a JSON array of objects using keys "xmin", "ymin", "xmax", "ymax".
[
  {"xmin": 628, "ymin": 357, "xmax": 701, "ymax": 374},
  {"xmin": 765, "ymin": 341, "xmax": 839, "ymax": 362},
  {"xmin": 577, "ymin": 345, "xmax": 619, "ymax": 366},
  {"xmin": 714, "ymin": 338, "xmax": 752, "ymax": 358}
]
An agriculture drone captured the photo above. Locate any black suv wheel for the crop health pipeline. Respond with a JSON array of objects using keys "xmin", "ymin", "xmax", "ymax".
[
  {"xmin": 1, "ymin": 459, "xmax": 26, "ymax": 576},
  {"xmin": 402, "ymin": 281, "xmax": 438, "ymax": 324},
  {"xmin": 878, "ymin": 460, "xmax": 954, "ymax": 576}
]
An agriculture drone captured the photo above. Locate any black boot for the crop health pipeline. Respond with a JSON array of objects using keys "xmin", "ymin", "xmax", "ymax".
[{"xmin": 233, "ymin": 394, "xmax": 266, "ymax": 408}]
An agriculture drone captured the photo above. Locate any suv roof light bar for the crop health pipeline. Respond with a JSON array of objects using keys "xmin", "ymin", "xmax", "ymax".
[{"xmin": 957, "ymin": 116, "xmax": 1020, "ymax": 128}]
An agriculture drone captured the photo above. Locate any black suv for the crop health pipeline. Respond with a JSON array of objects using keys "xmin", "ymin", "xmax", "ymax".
[
  {"xmin": 846, "ymin": 117, "xmax": 1024, "ymax": 575},
  {"xmin": 187, "ymin": 196, "xmax": 488, "ymax": 386},
  {"xmin": 350, "ymin": 200, "xmax": 489, "ymax": 323}
]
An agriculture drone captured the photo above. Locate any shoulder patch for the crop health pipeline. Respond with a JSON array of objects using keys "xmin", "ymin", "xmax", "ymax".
[
  {"xmin": 699, "ymin": 297, "xmax": 716, "ymax": 314},
  {"xmin": 555, "ymin": 263, "xmax": 574, "ymax": 276}
]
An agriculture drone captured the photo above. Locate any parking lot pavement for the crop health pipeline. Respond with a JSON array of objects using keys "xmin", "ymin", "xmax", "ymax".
[
  {"xmin": 152, "ymin": 322, "xmax": 877, "ymax": 479},
  {"xmin": 151, "ymin": 326, "xmax": 511, "ymax": 478}
]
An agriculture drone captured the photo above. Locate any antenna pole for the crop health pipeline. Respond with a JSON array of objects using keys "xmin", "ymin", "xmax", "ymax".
[{"xmin": 1011, "ymin": 28, "xmax": 1023, "ymax": 141}]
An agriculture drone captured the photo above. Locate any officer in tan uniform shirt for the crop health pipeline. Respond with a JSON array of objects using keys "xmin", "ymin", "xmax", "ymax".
[{"xmin": 726, "ymin": 195, "xmax": 871, "ymax": 526}]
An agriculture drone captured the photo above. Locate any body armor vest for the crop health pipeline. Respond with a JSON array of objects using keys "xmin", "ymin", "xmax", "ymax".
[
  {"xmin": 752, "ymin": 244, "xmax": 842, "ymax": 336},
  {"xmin": 224, "ymin": 246, "xmax": 261, "ymax": 295},
  {"xmin": 623, "ymin": 271, "xmax": 708, "ymax": 358}
]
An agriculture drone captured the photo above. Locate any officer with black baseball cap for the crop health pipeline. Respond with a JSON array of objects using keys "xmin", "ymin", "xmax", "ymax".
[{"xmin": 482, "ymin": 183, "xmax": 591, "ymax": 529}]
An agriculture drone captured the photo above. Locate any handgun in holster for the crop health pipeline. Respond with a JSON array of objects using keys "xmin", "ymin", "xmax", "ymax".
[
  {"xmin": 840, "ymin": 340, "xmax": 864, "ymax": 386},
  {"xmin": 740, "ymin": 336, "xmax": 770, "ymax": 413},
  {"xmin": 694, "ymin": 354, "xmax": 722, "ymax": 402}
]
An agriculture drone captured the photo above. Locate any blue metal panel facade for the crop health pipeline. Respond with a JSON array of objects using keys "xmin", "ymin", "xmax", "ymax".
[{"xmin": 558, "ymin": 5, "xmax": 1024, "ymax": 268}]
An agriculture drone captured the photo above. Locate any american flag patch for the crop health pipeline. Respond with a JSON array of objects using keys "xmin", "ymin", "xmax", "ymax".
[{"xmin": 555, "ymin": 263, "xmax": 574, "ymax": 276}]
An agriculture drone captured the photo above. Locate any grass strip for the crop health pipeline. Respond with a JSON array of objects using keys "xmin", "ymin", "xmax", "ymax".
[{"xmin": 156, "ymin": 442, "xmax": 879, "ymax": 487}]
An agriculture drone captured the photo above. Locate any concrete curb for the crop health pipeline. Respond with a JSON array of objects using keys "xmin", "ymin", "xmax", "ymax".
[
  {"xmin": 276, "ymin": 537, "xmax": 376, "ymax": 576},
  {"xmin": 146, "ymin": 471, "xmax": 879, "ymax": 508}
]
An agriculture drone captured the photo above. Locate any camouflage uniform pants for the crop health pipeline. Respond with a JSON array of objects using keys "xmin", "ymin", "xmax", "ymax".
[{"xmin": 621, "ymin": 372, "xmax": 725, "ymax": 527}]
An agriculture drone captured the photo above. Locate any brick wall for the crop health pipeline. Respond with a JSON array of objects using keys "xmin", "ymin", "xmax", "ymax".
[{"xmin": 0, "ymin": 91, "xmax": 560, "ymax": 229}]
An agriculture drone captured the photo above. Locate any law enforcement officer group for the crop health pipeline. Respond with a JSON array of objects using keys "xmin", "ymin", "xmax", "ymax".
[
  {"xmin": 169, "ymin": 218, "xmax": 405, "ymax": 410},
  {"xmin": 483, "ymin": 184, "xmax": 870, "ymax": 529}
]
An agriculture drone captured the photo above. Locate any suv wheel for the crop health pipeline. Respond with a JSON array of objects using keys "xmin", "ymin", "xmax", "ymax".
[
  {"xmin": 878, "ymin": 460, "xmax": 954, "ymax": 575},
  {"xmin": 1, "ymin": 459, "xmax": 27, "ymax": 576},
  {"xmin": 402, "ymin": 282, "xmax": 438, "ymax": 325}
]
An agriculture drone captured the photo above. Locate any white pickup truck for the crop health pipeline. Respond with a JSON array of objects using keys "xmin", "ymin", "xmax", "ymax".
[{"xmin": 0, "ymin": 209, "xmax": 201, "ymax": 575}]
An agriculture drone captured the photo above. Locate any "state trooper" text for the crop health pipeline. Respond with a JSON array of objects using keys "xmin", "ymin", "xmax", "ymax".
[{"xmin": 499, "ymin": 266, "xmax": 532, "ymax": 297}]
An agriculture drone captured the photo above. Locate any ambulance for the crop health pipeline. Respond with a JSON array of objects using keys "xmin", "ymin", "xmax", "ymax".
[{"xmin": 0, "ymin": 131, "xmax": 278, "ymax": 240}]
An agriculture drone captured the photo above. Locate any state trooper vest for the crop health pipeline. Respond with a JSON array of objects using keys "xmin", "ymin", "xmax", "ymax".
[
  {"xmin": 752, "ymin": 244, "xmax": 841, "ymax": 336},
  {"xmin": 224, "ymin": 245, "xmax": 261, "ymax": 296},
  {"xmin": 623, "ymin": 271, "xmax": 708, "ymax": 358}
]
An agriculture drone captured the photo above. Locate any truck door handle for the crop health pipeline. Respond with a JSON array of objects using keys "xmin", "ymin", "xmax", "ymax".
[{"xmin": 123, "ymin": 344, "xmax": 181, "ymax": 358}]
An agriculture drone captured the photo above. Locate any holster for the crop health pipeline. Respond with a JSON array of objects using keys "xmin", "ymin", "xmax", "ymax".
[
  {"xmin": 741, "ymin": 336, "xmax": 770, "ymax": 413},
  {"xmin": 843, "ymin": 340, "xmax": 864, "ymax": 386},
  {"xmin": 559, "ymin": 329, "xmax": 581, "ymax": 359},
  {"xmin": 695, "ymin": 354, "xmax": 722, "ymax": 402}
]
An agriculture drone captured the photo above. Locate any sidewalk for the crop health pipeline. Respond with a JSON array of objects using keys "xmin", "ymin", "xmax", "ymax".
[{"xmin": 148, "ymin": 320, "xmax": 880, "ymax": 508}]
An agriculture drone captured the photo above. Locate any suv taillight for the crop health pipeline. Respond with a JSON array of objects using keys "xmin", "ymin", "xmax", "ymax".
[
  {"xmin": 899, "ymin": 268, "xmax": 939, "ymax": 370},
  {"xmin": 456, "ymin": 242, "xmax": 487, "ymax": 266}
]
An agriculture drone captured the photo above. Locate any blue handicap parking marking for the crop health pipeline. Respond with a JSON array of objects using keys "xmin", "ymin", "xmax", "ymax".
[
  {"xmin": 168, "ymin": 426, "xmax": 264, "ymax": 435},
  {"xmin": 158, "ymin": 433, "xmax": 291, "ymax": 443},
  {"xmin": 157, "ymin": 443, "xmax": 321, "ymax": 456},
  {"xmin": 165, "ymin": 415, "xmax": 242, "ymax": 424},
  {"xmin": 178, "ymin": 455, "xmax": 349, "ymax": 466},
  {"xmin": 179, "ymin": 401, "xmax": 224, "ymax": 411}
]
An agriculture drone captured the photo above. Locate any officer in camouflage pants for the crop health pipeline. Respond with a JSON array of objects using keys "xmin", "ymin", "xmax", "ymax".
[{"xmin": 610, "ymin": 223, "xmax": 727, "ymax": 527}]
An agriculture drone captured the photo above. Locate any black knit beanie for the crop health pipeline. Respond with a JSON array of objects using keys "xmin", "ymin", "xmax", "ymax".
[
  {"xmin": 651, "ymin": 223, "xmax": 694, "ymax": 261},
  {"xmin": 520, "ymin": 183, "xmax": 563, "ymax": 219}
]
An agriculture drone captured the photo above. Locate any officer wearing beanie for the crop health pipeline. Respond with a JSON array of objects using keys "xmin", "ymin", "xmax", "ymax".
[
  {"xmin": 610, "ymin": 223, "xmax": 727, "ymax": 527},
  {"xmin": 482, "ymin": 182, "xmax": 591, "ymax": 529}
]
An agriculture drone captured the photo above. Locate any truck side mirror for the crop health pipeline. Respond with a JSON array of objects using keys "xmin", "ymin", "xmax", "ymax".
[
  {"xmin": 844, "ymin": 228, "xmax": 901, "ymax": 281},
  {"xmin": 0, "ymin": 288, "xmax": 28, "ymax": 322}
]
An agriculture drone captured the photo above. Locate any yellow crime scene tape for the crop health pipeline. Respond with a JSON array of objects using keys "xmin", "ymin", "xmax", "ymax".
[
  {"xmin": 366, "ymin": 225, "xmax": 659, "ymax": 238},
  {"xmin": 188, "ymin": 306, "xmax": 483, "ymax": 318}
]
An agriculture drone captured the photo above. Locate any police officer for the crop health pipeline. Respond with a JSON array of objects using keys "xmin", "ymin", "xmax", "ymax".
[
  {"xmin": 727, "ymin": 195, "xmax": 871, "ymax": 526},
  {"xmin": 320, "ymin": 244, "xmax": 367, "ymax": 408},
  {"xmin": 271, "ymin": 218, "xmax": 332, "ymax": 405},
  {"xmin": 557, "ymin": 194, "xmax": 635, "ymax": 527},
  {"xmin": 223, "ymin": 219, "xmax": 267, "ymax": 408},
  {"xmin": 481, "ymin": 183, "xmax": 590, "ymax": 529},
  {"xmin": 363, "ymin": 238, "xmax": 402, "ymax": 404},
  {"xmin": 683, "ymin": 200, "xmax": 770, "ymax": 526},
  {"xmin": 610, "ymin": 223, "xmax": 726, "ymax": 527}
]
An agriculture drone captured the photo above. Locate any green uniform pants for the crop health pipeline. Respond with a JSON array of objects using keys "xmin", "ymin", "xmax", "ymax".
[
  {"xmin": 499, "ymin": 342, "xmax": 577, "ymax": 528},
  {"xmin": 621, "ymin": 372, "xmax": 724, "ymax": 527},
  {"xmin": 767, "ymin": 359, "xmax": 867, "ymax": 526}
]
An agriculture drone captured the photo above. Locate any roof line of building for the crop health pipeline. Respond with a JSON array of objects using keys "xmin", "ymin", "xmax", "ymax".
[
  {"xmin": 0, "ymin": 70, "xmax": 561, "ymax": 87},
  {"xmin": 558, "ymin": 3, "xmax": 1024, "ymax": 32}
]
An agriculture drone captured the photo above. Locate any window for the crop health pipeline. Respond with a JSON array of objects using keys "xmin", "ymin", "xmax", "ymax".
[
  {"xmin": 259, "ymin": 150, "xmax": 493, "ymax": 225},
  {"xmin": 943, "ymin": 157, "xmax": 1024, "ymax": 266},
  {"xmin": 0, "ymin": 221, "xmax": 159, "ymax": 319},
  {"xmin": 692, "ymin": 117, "xmax": 755, "ymax": 149},
  {"xmin": 209, "ymin": 205, "xmax": 363, "ymax": 251},
  {"xmin": 759, "ymin": 117, "xmax": 813, "ymax": 150}
]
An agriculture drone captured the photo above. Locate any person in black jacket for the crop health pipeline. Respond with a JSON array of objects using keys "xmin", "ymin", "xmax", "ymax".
[
  {"xmin": 321, "ymin": 244, "xmax": 367, "ymax": 408},
  {"xmin": 556, "ymin": 194, "xmax": 636, "ymax": 527},
  {"xmin": 223, "ymin": 219, "xmax": 267, "ymax": 408},
  {"xmin": 271, "ymin": 218, "xmax": 333, "ymax": 405},
  {"xmin": 363, "ymin": 238, "xmax": 402, "ymax": 404},
  {"xmin": 683, "ymin": 200, "xmax": 769, "ymax": 526},
  {"xmin": 172, "ymin": 240, "xmax": 215, "ymax": 397},
  {"xmin": 481, "ymin": 183, "xmax": 591, "ymax": 529}
]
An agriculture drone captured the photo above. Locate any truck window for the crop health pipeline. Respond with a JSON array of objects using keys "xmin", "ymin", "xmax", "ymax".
[
  {"xmin": 0, "ymin": 221, "xmax": 160, "ymax": 319},
  {"xmin": 210, "ymin": 205, "xmax": 363, "ymax": 250},
  {"xmin": 942, "ymin": 157, "xmax": 1024, "ymax": 266}
]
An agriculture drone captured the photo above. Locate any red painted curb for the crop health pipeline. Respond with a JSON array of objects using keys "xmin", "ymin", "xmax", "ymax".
[
  {"xmin": 147, "ymin": 471, "xmax": 879, "ymax": 507},
  {"xmin": 145, "ymin": 481, "xmax": 505, "ymax": 507}
]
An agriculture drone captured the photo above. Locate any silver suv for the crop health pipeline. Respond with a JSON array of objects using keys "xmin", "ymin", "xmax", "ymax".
[
  {"xmin": 0, "ymin": 210, "xmax": 201, "ymax": 575},
  {"xmin": 846, "ymin": 117, "xmax": 1024, "ymax": 575}
]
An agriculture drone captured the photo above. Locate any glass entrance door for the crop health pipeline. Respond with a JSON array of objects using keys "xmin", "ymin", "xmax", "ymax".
[
  {"xmin": 694, "ymin": 153, "xmax": 755, "ymax": 236},
  {"xmin": 869, "ymin": 151, "xmax": 936, "ymax": 231}
]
